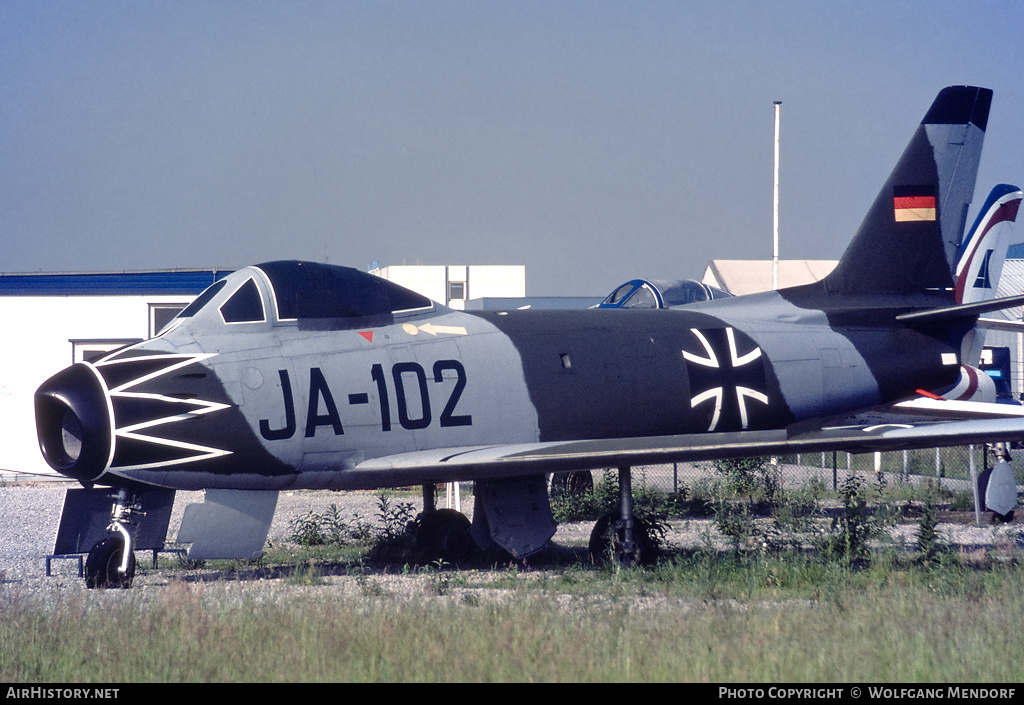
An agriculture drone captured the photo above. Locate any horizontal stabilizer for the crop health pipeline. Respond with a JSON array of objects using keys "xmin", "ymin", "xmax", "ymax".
[
  {"xmin": 977, "ymin": 317, "xmax": 1024, "ymax": 333},
  {"xmin": 892, "ymin": 397, "xmax": 1024, "ymax": 419},
  {"xmin": 896, "ymin": 292, "xmax": 1024, "ymax": 326}
]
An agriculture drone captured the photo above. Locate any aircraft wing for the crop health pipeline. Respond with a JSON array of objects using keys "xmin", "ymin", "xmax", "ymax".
[{"xmin": 353, "ymin": 415, "xmax": 1024, "ymax": 481}]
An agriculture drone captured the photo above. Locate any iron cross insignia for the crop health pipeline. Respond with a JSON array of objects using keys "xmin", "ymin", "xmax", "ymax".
[{"xmin": 682, "ymin": 327, "xmax": 770, "ymax": 432}]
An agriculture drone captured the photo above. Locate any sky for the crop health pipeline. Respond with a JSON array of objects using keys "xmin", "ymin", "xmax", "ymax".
[{"xmin": 2, "ymin": 1, "xmax": 1023, "ymax": 297}]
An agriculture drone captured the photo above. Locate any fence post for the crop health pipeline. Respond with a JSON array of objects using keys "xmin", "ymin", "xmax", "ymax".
[{"xmin": 969, "ymin": 444, "xmax": 981, "ymax": 527}]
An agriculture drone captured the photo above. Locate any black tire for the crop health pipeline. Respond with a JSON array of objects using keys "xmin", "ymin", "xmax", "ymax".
[
  {"xmin": 588, "ymin": 513, "xmax": 658, "ymax": 567},
  {"xmin": 85, "ymin": 535, "xmax": 136, "ymax": 589},
  {"xmin": 416, "ymin": 509, "xmax": 474, "ymax": 564}
]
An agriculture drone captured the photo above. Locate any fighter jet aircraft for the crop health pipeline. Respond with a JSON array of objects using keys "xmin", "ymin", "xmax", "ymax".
[{"xmin": 35, "ymin": 85, "xmax": 1024, "ymax": 587}]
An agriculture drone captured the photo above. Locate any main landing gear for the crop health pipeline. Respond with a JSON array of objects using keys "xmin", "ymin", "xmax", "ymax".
[
  {"xmin": 588, "ymin": 466, "xmax": 658, "ymax": 568},
  {"xmin": 85, "ymin": 489, "xmax": 140, "ymax": 589},
  {"xmin": 414, "ymin": 484, "xmax": 474, "ymax": 564},
  {"xmin": 409, "ymin": 468, "xmax": 658, "ymax": 569}
]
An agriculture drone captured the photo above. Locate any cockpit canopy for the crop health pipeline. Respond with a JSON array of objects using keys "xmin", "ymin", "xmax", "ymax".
[
  {"xmin": 256, "ymin": 261, "xmax": 432, "ymax": 321},
  {"xmin": 597, "ymin": 278, "xmax": 732, "ymax": 309},
  {"xmin": 169, "ymin": 261, "xmax": 434, "ymax": 332}
]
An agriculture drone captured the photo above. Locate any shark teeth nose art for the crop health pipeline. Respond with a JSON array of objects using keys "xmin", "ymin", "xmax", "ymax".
[{"xmin": 96, "ymin": 352, "xmax": 233, "ymax": 472}]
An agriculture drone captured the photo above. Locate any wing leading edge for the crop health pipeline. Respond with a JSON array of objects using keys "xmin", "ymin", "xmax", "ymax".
[{"xmin": 350, "ymin": 415, "xmax": 1024, "ymax": 485}]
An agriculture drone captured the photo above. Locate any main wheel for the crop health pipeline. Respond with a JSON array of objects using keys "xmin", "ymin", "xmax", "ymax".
[
  {"xmin": 588, "ymin": 513, "xmax": 659, "ymax": 567},
  {"xmin": 416, "ymin": 509, "xmax": 474, "ymax": 564},
  {"xmin": 85, "ymin": 535, "xmax": 136, "ymax": 589}
]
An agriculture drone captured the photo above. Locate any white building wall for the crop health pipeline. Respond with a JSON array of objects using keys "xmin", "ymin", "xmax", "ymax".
[
  {"xmin": 468, "ymin": 266, "xmax": 527, "ymax": 299},
  {"xmin": 0, "ymin": 295, "xmax": 192, "ymax": 476},
  {"xmin": 372, "ymin": 264, "xmax": 526, "ymax": 311},
  {"xmin": 373, "ymin": 265, "xmax": 447, "ymax": 305}
]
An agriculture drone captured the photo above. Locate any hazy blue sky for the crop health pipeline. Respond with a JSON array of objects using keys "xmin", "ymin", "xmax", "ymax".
[{"xmin": 3, "ymin": 1, "xmax": 1022, "ymax": 296}]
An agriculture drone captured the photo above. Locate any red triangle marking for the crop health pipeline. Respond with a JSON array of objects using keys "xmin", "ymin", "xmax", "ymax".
[{"xmin": 357, "ymin": 331, "xmax": 374, "ymax": 343}]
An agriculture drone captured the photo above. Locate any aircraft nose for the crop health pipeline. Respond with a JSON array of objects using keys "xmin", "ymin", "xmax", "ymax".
[{"xmin": 35, "ymin": 363, "xmax": 113, "ymax": 483}]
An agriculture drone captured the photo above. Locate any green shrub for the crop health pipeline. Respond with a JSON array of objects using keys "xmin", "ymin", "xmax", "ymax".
[{"xmin": 287, "ymin": 493, "xmax": 416, "ymax": 548}]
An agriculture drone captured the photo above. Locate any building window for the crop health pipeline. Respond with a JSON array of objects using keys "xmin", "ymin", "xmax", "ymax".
[
  {"xmin": 149, "ymin": 304, "xmax": 189, "ymax": 337},
  {"xmin": 448, "ymin": 281, "xmax": 466, "ymax": 301}
]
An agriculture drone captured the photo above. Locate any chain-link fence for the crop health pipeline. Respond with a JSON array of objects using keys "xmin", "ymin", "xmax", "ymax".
[{"xmin": 595, "ymin": 445, "xmax": 1024, "ymax": 497}]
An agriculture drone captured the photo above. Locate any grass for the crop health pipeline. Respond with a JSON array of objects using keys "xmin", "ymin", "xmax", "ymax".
[
  {"xmin": 3, "ymin": 480, "xmax": 1023, "ymax": 682},
  {"xmin": 4, "ymin": 556, "xmax": 1024, "ymax": 682}
]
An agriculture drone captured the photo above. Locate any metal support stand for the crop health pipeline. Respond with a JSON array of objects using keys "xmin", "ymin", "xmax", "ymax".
[{"xmin": 45, "ymin": 554, "xmax": 84, "ymax": 577}]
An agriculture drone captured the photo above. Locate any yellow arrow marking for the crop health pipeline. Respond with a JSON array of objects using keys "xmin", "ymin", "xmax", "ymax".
[{"xmin": 403, "ymin": 323, "xmax": 468, "ymax": 336}]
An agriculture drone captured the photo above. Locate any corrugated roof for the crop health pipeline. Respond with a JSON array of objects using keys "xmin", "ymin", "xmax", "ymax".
[
  {"xmin": 700, "ymin": 259, "xmax": 1024, "ymax": 313},
  {"xmin": 991, "ymin": 259, "xmax": 1024, "ymax": 321},
  {"xmin": 0, "ymin": 269, "xmax": 233, "ymax": 296},
  {"xmin": 701, "ymin": 260, "xmax": 838, "ymax": 295}
]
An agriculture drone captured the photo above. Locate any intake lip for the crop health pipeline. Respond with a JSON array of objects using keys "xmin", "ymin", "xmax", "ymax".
[{"xmin": 35, "ymin": 363, "xmax": 113, "ymax": 483}]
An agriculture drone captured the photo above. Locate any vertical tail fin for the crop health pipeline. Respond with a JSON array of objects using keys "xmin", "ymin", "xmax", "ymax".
[
  {"xmin": 955, "ymin": 183, "xmax": 1022, "ymax": 365},
  {"xmin": 954, "ymin": 184, "xmax": 1023, "ymax": 305},
  {"xmin": 821, "ymin": 86, "xmax": 992, "ymax": 296}
]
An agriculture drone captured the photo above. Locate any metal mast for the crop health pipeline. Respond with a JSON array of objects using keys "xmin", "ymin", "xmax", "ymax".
[{"xmin": 773, "ymin": 101, "xmax": 781, "ymax": 290}]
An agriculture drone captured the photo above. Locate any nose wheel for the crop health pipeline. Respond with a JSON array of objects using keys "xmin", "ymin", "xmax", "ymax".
[
  {"xmin": 84, "ymin": 488, "xmax": 141, "ymax": 589},
  {"xmin": 85, "ymin": 535, "xmax": 136, "ymax": 589}
]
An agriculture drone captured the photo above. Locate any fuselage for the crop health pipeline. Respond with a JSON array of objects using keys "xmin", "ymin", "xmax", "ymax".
[{"xmin": 35, "ymin": 262, "xmax": 963, "ymax": 492}]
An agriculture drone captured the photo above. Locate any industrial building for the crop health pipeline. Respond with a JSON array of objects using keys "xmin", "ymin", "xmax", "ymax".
[
  {"xmin": 701, "ymin": 259, "xmax": 838, "ymax": 296},
  {"xmin": 370, "ymin": 264, "xmax": 526, "ymax": 310}
]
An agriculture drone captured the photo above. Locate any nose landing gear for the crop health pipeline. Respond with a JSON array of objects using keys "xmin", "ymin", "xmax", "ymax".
[
  {"xmin": 85, "ymin": 489, "xmax": 141, "ymax": 589},
  {"xmin": 85, "ymin": 535, "xmax": 136, "ymax": 589}
]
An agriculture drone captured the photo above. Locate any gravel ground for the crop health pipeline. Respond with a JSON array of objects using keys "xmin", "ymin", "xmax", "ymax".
[{"xmin": 1, "ymin": 481, "xmax": 1022, "ymax": 607}]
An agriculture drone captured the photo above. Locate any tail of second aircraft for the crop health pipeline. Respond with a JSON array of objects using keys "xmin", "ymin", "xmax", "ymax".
[
  {"xmin": 818, "ymin": 86, "xmax": 992, "ymax": 298},
  {"xmin": 955, "ymin": 183, "xmax": 1023, "ymax": 305},
  {"xmin": 955, "ymin": 183, "xmax": 1023, "ymax": 365}
]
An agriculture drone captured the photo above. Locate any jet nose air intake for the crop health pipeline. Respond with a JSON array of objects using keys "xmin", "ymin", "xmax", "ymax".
[{"xmin": 35, "ymin": 363, "xmax": 113, "ymax": 483}]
